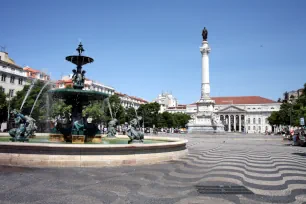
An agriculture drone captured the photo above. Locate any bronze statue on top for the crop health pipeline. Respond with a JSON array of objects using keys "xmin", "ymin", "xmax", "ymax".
[{"xmin": 202, "ymin": 27, "xmax": 208, "ymax": 41}]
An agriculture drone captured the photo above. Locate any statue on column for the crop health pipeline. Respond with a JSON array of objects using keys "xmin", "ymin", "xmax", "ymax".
[{"xmin": 202, "ymin": 27, "xmax": 208, "ymax": 41}]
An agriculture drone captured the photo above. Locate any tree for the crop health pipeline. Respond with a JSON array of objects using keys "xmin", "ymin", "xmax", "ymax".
[
  {"xmin": 137, "ymin": 102, "xmax": 160, "ymax": 127},
  {"xmin": 10, "ymin": 81, "xmax": 50, "ymax": 120},
  {"xmin": 50, "ymin": 100, "xmax": 72, "ymax": 118},
  {"xmin": 105, "ymin": 95, "xmax": 125, "ymax": 125},
  {"xmin": 82, "ymin": 101, "xmax": 105, "ymax": 124},
  {"xmin": 0, "ymin": 86, "xmax": 7, "ymax": 123},
  {"xmin": 125, "ymin": 107, "xmax": 137, "ymax": 123},
  {"xmin": 268, "ymin": 82, "xmax": 306, "ymax": 127}
]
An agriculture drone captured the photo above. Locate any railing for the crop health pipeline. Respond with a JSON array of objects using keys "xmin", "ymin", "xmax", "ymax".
[{"xmin": 0, "ymin": 66, "xmax": 27, "ymax": 77}]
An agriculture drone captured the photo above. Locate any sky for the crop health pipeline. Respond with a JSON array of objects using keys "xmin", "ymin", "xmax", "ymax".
[{"xmin": 1, "ymin": 0, "xmax": 306, "ymax": 104}]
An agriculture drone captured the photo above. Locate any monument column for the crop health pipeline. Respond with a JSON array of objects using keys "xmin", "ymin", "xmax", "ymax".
[{"xmin": 200, "ymin": 41, "xmax": 211, "ymax": 100}]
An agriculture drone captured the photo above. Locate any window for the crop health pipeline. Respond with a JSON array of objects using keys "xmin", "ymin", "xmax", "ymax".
[
  {"xmin": 1, "ymin": 74, "xmax": 6, "ymax": 82},
  {"xmin": 18, "ymin": 78, "xmax": 23, "ymax": 85},
  {"xmin": 11, "ymin": 68, "xmax": 15, "ymax": 72},
  {"xmin": 253, "ymin": 118, "xmax": 256, "ymax": 124},
  {"xmin": 258, "ymin": 118, "xmax": 261, "ymax": 124},
  {"xmin": 247, "ymin": 118, "xmax": 250, "ymax": 124},
  {"xmin": 265, "ymin": 118, "xmax": 268, "ymax": 124},
  {"xmin": 248, "ymin": 126, "xmax": 250, "ymax": 130},
  {"xmin": 259, "ymin": 126, "xmax": 261, "ymax": 131},
  {"xmin": 253, "ymin": 126, "xmax": 255, "ymax": 130},
  {"xmin": 10, "ymin": 76, "xmax": 15, "ymax": 84},
  {"xmin": 266, "ymin": 126, "xmax": 268, "ymax": 130},
  {"xmin": 9, "ymin": 89, "xmax": 14, "ymax": 97},
  {"xmin": 1, "ymin": 88, "xmax": 4, "ymax": 92},
  {"xmin": 271, "ymin": 107, "xmax": 274, "ymax": 109}
]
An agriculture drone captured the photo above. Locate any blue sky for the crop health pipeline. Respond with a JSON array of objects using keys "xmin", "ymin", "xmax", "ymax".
[{"xmin": 1, "ymin": 0, "xmax": 306, "ymax": 104}]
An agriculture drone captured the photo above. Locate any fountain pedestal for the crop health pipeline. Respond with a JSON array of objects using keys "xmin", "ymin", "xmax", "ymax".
[{"xmin": 72, "ymin": 135, "xmax": 85, "ymax": 144}]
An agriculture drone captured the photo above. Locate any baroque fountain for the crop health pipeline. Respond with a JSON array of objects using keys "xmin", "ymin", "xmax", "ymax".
[{"xmin": 0, "ymin": 43, "xmax": 188, "ymax": 167}]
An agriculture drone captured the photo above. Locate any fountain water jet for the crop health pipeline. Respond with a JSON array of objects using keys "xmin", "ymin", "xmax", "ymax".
[
  {"xmin": 30, "ymin": 81, "xmax": 50, "ymax": 116},
  {"xmin": 20, "ymin": 80, "xmax": 36, "ymax": 112}
]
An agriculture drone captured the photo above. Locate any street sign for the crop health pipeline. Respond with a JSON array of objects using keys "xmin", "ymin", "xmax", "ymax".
[{"xmin": 300, "ymin": 118, "xmax": 305, "ymax": 126}]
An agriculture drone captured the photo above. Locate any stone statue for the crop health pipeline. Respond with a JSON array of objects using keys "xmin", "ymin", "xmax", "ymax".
[
  {"xmin": 9, "ymin": 109, "xmax": 37, "ymax": 142},
  {"xmin": 107, "ymin": 119, "xmax": 118, "ymax": 137},
  {"xmin": 211, "ymin": 113, "xmax": 223, "ymax": 127},
  {"xmin": 127, "ymin": 116, "xmax": 144, "ymax": 143},
  {"xmin": 202, "ymin": 27, "xmax": 208, "ymax": 41}
]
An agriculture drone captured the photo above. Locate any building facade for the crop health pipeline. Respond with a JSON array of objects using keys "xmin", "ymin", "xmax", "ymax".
[
  {"xmin": 23, "ymin": 66, "xmax": 50, "ymax": 81},
  {"xmin": 56, "ymin": 75, "xmax": 115, "ymax": 95},
  {"xmin": 116, "ymin": 92, "xmax": 148, "ymax": 110},
  {"xmin": 0, "ymin": 51, "xmax": 28, "ymax": 97},
  {"xmin": 186, "ymin": 96, "xmax": 280, "ymax": 133},
  {"xmin": 153, "ymin": 92, "xmax": 178, "ymax": 113}
]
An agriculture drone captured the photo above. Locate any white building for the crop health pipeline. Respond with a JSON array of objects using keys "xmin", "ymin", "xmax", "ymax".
[
  {"xmin": 153, "ymin": 92, "xmax": 178, "ymax": 113},
  {"xmin": 56, "ymin": 76, "xmax": 115, "ymax": 95},
  {"xmin": 186, "ymin": 96, "xmax": 281, "ymax": 133},
  {"xmin": 0, "ymin": 51, "xmax": 28, "ymax": 97},
  {"xmin": 116, "ymin": 92, "xmax": 148, "ymax": 110}
]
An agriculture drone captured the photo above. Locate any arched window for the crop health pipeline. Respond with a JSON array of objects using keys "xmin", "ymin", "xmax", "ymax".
[
  {"xmin": 259, "ymin": 126, "xmax": 261, "ymax": 131},
  {"xmin": 253, "ymin": 118, "xmax": 256, "ymax": 124},
  {"xmin": 258, "ymin": 118, "xmax": 261, "ymax": 124}
]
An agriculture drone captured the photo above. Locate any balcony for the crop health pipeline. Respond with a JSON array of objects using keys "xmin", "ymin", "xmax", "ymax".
[{"xmin": 0, "ymin": 66, "xmax": 27, "ymax": 77}]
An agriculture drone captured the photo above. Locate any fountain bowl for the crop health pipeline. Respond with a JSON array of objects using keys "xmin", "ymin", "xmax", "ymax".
[
  {"xmin": 48, "ymin": 89, "xmax": 109, "ymax": 101},
  {"xmin": 0, "ymin": 135, "xmax": 188, "ymax": 167}
]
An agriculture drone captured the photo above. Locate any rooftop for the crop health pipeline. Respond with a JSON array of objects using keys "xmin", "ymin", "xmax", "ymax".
[{"xmin": 191, "ymin": 96, "xmax": 277, "ymax": 105}]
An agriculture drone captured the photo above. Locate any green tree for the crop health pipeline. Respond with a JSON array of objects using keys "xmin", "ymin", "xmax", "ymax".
[
  {"xmin": 50, "ymin": 100, "xmax": 72, "ymax": 118},
  {"xmin": 82, "ymin": 101, "xmax": 105, "ymax": 124},
  {"xmin": 137, "ymin": 102, "xmax": 160, "ymax": 127},
  {"xmin": 0, "ymin": 86, "xmax": 7, "ymax": 123},
  {"xmin": 268, "ymin": 83, "xmax": 306, "ymax": 127},
  {"xmin": 105, "ymin": 95, "xmax": 125, "ymax": 124},
  {"xmin": 11, "ymin": 81, "xmax": 50, "ymax": 120},
  {"xmin": 125, "ymin": 107, "xmax": 137, "ymax": 123}
]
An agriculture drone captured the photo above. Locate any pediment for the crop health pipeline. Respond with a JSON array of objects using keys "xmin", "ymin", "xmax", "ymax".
[{"xmin": 217, "ymin": 105, "xmax": 246, "ymax": 113}]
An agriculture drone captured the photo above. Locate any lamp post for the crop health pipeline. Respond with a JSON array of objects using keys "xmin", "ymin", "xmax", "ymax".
[{"xmin": 289, "ymin": 95, "xmax": 295, "ymax": 128}]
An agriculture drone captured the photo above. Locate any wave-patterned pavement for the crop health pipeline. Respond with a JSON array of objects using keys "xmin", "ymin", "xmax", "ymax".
[{"xmin": 1, "ymin": 134, "xmax": 306, "ymax": 204}]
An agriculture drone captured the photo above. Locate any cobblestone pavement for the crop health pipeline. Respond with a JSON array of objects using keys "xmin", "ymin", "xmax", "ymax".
[{"xmin": 1, "ymin": 134, "xmax": 306, "ymax": 204}]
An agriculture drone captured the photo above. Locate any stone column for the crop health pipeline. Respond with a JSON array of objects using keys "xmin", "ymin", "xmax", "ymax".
[
  {"xmin": 234, "ymin": 115, "xmax": 236, "ymax": 132},
  {"xmin": 228, "ymin": 115, "xmax": 231, "ymax": 132},
  {"xmin": 200, "ymin": 41, "xmax": 211, "ymax": 100},
  {"xmin": 239, "ymin": 115, "xmax": 242, "ymax": 132}
]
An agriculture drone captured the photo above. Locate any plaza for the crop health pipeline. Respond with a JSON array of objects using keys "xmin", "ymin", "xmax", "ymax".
[{"xmin": 1, "ymin": 133, "xmax": 306, "ymax": 204}]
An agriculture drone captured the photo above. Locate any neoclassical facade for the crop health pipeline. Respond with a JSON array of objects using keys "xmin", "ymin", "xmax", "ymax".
[{"xmin": 186, "ymin": 96, "xmax": 281, "ymax": 133}]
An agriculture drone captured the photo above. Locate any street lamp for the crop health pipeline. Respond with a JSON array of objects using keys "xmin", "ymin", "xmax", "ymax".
[{"xmin": 289, "ymin": 95, "xmax": 295, "ymax": 127}]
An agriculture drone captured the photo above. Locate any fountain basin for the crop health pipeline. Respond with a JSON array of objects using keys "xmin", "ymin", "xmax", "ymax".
[
  {"xmin": 0, "ymin": 135, "xmax": 188, "ymax": 167},
  {"xmin": 48, "ymin": 89, "xmax": 109, "ymax": 101}
]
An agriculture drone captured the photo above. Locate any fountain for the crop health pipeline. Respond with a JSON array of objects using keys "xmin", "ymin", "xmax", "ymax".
[
  {"xmin": 48, "ymin": 43, "xmax": 108, "ymax": 143},
  {"xmin": 0, "ymin": 43, "xmax": 188, "ymax": 167}
]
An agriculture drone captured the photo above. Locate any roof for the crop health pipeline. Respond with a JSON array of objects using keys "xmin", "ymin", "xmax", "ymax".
[
  {"xmin": 191, "ymin": 96, "xmax": 277, "ymax": 105},
  {"xmin": 212, "ymin": 96, "xmax": 276, "ymax": 105},
  {"xmin": 23, "ymin": 67, "xmax": 40, "ymax": 73},
  {"xmin": 115, "ymin": 92, "xmax": 148, "ymax": 103}
]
